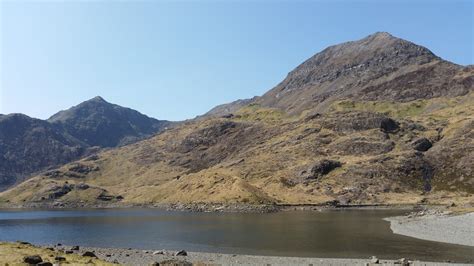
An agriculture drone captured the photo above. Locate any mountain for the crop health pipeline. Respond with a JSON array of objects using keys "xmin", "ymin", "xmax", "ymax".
[
  {"xmin": 258, "ymin": 32, "xmax": 471, "ymax": 114},
  {"xmin": 0, "ymin": 114, "xmax": 87, "ymax": 190},
  {"xmin": 1, "ymin": 33, "xmax": 472, "ymax": 208},
  {"xmin": 48, "ymin": 96, "xmax": 171, "ymax": 147},
  {"xmin": 0, "ymin": 97, "xmax": 170, "ymax": 191}
]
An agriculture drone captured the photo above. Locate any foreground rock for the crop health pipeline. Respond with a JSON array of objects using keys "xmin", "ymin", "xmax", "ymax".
[{"xmin": 23, "ymin": 255, "xmax": 43, "ymax": 264}]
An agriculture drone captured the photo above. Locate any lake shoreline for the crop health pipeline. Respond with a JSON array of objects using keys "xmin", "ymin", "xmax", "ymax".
[
  {"xmin": 0, "ymin": 201, "xmax": 429, "ymax": 213},
  {"xmin": 2, "ymin": 242, "xmax": 472, "ymax": 266},
  {"xmin": 385, "ymin": 210, "xmax": 474, "ymax": 247}
]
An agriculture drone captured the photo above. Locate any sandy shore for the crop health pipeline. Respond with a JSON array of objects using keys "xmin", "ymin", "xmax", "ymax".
[{"xmin": 385, "ymin": 211, "xmax": 474, "ymax": 247}]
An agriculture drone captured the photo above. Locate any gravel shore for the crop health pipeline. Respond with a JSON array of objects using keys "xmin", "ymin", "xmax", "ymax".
[
  {"xmin": 385, "ymin": 211, "xmax": 474, "ymax": 247},
  {"xmin": 43, "ymin": 245, "xmax": 472, "ymax": 266}
]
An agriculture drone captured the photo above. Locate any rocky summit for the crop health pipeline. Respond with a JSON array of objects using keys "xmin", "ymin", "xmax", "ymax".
[
  {"xmin": 0, "ymin": 33, "xmax": 472, "ymax": 207},
  {"xmin": 48, "ymin": 96, "xmax": 171, "ymax": 147},
  {"xmin": 0, "ymin": 97, "xmax": 170, "ymax": 191}
]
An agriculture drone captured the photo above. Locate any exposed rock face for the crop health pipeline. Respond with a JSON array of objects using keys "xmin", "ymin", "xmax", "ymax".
[
  {"xmin": 48, "ymin": 96, "xmax": 171, "ymax": 147},
  {"xmin": 47, "ymin": 184, "xmax": 74, "ymax": 199},
  {"xmin": 258, "ymin": 32, "xmax": 472, "ymax": 114}
]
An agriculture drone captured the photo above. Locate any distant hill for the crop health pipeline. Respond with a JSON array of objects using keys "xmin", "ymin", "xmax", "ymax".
[
  {"xmin": 1, "ymin": 32, "xmax": 472, "ymax": 207},
  {"xmin": 48, "ymin": 96, "xmax": 171, "ymax": 147},
  {"xmin": 0, "ymin": 97, "xmax": 170, "ymax": 190}
]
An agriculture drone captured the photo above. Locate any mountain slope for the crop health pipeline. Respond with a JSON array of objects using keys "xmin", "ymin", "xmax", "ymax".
[
  {"xmin": 0, "ymin": 97, "xmax": 170, "ymax": 191},
  {"xmin": 48, "ymin": 96, "xmax": 171, "ymax": 147},
  {"xmin": 0, "ymin": 114, "xmax": 87, "ymax": 190},
  {"xmin": 1, "ymin": 33, "xmax": 472, "ymax": 207}
]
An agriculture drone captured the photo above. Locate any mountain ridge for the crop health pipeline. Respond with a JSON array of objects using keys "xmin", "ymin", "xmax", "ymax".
[{"xmin": 1, "ymin": 32, "xmax": 472, "ymax": 207}]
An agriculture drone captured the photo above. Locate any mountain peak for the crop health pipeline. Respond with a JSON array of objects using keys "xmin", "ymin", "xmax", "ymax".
[
  {"xmin": 88, "ymin": 96, "xmax": 107, "ymax": 103},
  {"xmin": 47, "ymin": 97, "xmax": 170, "ymax": 147},
  {"xmin": 367, "ymin": 31, "xmax": 394, "ymax": 39}
]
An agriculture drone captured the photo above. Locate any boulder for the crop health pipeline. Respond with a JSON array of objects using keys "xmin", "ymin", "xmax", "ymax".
[
  {"xmin": 380, "ymin": 118, "xmax": 399, "ymax": 133},
  {"xmin": 82, "ymin": 251, "xmax": 97, "ymax": 258},
  {"xmin": 174, "ymin": 250, "xmax": 187, "ymax": 256},
  {"xmin": 300, "ymin": 160, "xmax": 342, "ymax": 180},
  {"xmin": 395, "ymin": 258, "xmax": 409, "ymax": 265},
  {"xmin": 411, "ymin": 138, "xmax": 432, "ymax": 151},
  {"xmin": 55, "ymin": 256, "xmax": 66, "ymax": 261},
  {"xmin": 153, "ymin": 250, "xmax": 165, "ymax": 255},
  {"xmin": 97, "ymin": 193, "xmax": 115, "ymax": 201},
  {"xmin": 76, "ymin": 183, "xmax": 90, "ymax": 190},
  {"xmin": 71, "ymin": 245, "xmax": 80, "ymax": 251},
  {"xmin": 23, "ymin": 255, "xmax": 43, "ymax": 264}
]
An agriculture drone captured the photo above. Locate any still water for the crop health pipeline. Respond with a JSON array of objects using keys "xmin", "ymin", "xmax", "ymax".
[{"xmin": 0, "ymin": 209, "xmax": 473, "ymax": 262}]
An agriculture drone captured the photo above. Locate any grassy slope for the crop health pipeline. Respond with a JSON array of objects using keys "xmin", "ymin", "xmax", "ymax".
[
  {"xmin": 0, "ymin": 93, "xmax": 473, "ymax": 207},
  {"xmin": 0, "ymin": 242, "xmax": 114, "ymax": 265}
]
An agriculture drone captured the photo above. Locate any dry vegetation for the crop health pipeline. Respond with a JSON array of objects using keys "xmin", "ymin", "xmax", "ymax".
[
  {"xmin": 0, "ymin": 242, "xmax": 114, "ymax": 265},
  {"xmin": 0, "ymin": 92, "xmax": 472, "ymax": 208}
]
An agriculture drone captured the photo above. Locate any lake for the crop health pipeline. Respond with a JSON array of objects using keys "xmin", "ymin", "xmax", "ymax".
[{"xmin": 0, "ymin": 209, "xmax": 473, "ymax": 263}]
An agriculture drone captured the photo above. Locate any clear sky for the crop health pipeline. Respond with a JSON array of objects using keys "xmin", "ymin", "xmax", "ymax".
[{"xmin": 1, "ymin": 0, "xmax": 473, "ymax": 121}]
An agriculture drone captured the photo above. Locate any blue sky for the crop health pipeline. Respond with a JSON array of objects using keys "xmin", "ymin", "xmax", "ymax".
[{"xmin": 1, "ymin": 0, "xmax": 473, "ymax": 121}]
